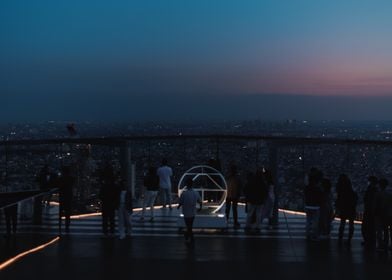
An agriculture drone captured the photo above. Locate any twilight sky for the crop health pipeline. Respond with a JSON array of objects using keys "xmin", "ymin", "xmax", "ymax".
[{"xmin": 1, "ymin": 0, "xmax": 392, "ymax": 121}]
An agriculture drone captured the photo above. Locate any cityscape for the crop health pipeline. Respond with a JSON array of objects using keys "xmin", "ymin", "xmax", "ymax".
[
  {"xmin": 2, "ymin": 0, "xmax": 392, "ymax": 278},
  {"xmin": 2, "ymin": 120, "xmax": 392, "ymax": 216}
]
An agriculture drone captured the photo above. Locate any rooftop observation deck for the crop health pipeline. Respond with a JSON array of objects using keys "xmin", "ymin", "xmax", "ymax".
[
  {"xmin": 1, "ymin": 204, "xmax": 391, "ymax": 280},
  {"xmin": 1, "ymin": 135, "xmax": 392, "ymax": 279}
]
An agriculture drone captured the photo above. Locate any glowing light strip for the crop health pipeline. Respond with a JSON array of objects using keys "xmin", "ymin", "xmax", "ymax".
[
  {"xmin": 279, "ymin": 209, "xmax": 362, "ymax": 224},
  {"xmin": 0, "ymin": 237, "xmax": 60, "ymax": 271},
  {"xmin": 68, "ymin": 204, "xmax": 180, "ymax": 219}
]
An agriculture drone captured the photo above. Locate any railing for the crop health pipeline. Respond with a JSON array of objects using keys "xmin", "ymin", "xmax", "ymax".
[
  {"xmin": 1, "ymin": 134, "xmax": 392, "ymax": 223},
  {"xmin": 0, "ymin": 189, "xmax": 59, "ymax": 237}
]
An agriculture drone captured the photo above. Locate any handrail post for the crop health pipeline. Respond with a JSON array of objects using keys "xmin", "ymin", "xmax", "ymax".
[{"xmin": 120, "ymin": 141, "xmax": 134, "ymax": 198}]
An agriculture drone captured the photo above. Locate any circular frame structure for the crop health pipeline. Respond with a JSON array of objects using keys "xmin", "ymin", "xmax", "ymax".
[{"xmin": 178, "ymin": 165, "xmax": 227, "ymax": 213}]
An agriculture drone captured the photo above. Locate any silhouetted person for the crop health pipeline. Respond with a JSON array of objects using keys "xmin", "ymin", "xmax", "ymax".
[
  {"xmin": 319, "ymin": 178, "xmax": 333, "ymax": 238},
  {"xmin": 157, "ymin": 158, "xmax": 173, "ymax": 209},
  {"xmin": 261, "ymin": 169, "xmax": 275, "ymax": 228},
  {"xmin": 117, "ymin": 181, "xmax": 133, "ymax": 240},
  {"xmin": 58, "ymin": 166, "xmax": 75, "ymax": 233},
  {"xmin": 304, "ymin": 168, "xmax": 323, "ymax": 240},
  {"xmin": 336, "ymin": 174, "xmax": 358, "ymax": 245},
  {"xmin": 141, "ymin": 166, "xmax": 160, "ymax": 221},
  {"xmin": 244, "ymin": 171, "xmax": 267, "ymax": 232},
  {"xmin": 178, "ymin": 178, "xmax": 201, "ymax": 244},
  {"xmin": 4, "ymin": 204, "xmax": 18, "ymax": 237},
  {"xmin": 361, "ymin": 176, "xmax": 378, "ymax": 249},
  {"xmin": 66, "ymin": 123, "xmax": 77, "ymax": 137},
  {"xmin": 374, "ymin": 178, "xmax": 392, "ymax": 250},
  {"xmin": 99, "ymin": 162, "xmax": 119, "ymax": 237},
  {"xmin": 37, "ymin": 165, "xmax": 52, "ymax": 191},
  {"xmin": 384, "ymin": 179, "xmax": 392, "ymax": 250},
  {"xmin": 33, "ymin": 165, "xmax": 52, "ymax": 224},
  {"xmin": 225, "ymin": 164, "xmax": 242, "ymax": 229}
]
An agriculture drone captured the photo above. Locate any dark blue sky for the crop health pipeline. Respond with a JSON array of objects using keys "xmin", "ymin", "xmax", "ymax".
[{"xmin": 1, "ymin": 0, "xmax": 392, "ymax": 121}]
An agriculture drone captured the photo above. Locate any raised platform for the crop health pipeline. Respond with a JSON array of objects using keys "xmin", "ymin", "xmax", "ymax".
[
  {"xmin": 177, "ymin": 213, "xmax": 227, "ymax": 230},
  {"xmin": 2, "ymin": 204, "xmax": 392, "ymax": 280}
]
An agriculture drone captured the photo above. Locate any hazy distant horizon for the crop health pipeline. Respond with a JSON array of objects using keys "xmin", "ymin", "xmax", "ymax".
[{"xmin": 3, "ymin": 93, "xmax": 392, "ymax": 123}]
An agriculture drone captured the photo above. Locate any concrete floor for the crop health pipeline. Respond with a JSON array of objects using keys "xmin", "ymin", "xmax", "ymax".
[{"xmin": 1, "ymin": 206, "xmax": 392, "ymax": 280}]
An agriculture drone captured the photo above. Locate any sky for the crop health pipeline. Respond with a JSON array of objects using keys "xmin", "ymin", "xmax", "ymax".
[{"xmin": 1, "ymin": 0, "xmax": 392, "ymax": 121}]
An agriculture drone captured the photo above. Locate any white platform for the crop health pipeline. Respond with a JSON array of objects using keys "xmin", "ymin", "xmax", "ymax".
[{"xmin": 177, "ymin": 214, "xmax": 227, "ymax": 230}]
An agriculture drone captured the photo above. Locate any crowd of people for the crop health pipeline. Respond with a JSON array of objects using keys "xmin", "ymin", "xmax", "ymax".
[
  {"xmin": 304, "ymin": 167, "xmax": 392, "ymax": 251},
  {"xmin": 2, "ymin": 158, "xmax": 392, "ymax": 253},
  {"xmin": 224, "ymin": 164, "xmax": 275, "ymax": 233}
]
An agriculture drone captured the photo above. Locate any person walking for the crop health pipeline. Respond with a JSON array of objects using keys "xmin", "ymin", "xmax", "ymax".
[
  {"xmin": 157, "ymin": 159, "xmax": 173, "ymax": 209},
  {"xmin": 177, "ymin": 178, "xmax": 202, "ymax": 244},
  {"xmin": 141, "ymin": 166, "xmax": 160, "ymax": 221},
  {"xmin": 117, "ymin": 181, "xmax": 133, "ymax": 240},
  {"xmin": 58, "ymin": 166, "xmax": 75, "ymax": 233},
  {"xmin": 225, "ymin": 164, "xmax": 242, "ymax": 229},
  {"xmin": 336, "ymin": 174, "xmax": 358, "ymax": 245}
]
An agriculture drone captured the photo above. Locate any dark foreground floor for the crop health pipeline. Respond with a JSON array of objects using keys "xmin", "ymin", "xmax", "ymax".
[
  {"xmin": 1, "ymin": 235, "xmax": 392, "ymax": 280},
  {"xmin": 0, "ymin": 234, "xmax": 56, "ymax": 263}
]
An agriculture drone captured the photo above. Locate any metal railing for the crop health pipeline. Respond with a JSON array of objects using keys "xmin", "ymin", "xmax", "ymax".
[{"xmin": 1, "ymin": 134, "xmax": 392, "ymax": 223}]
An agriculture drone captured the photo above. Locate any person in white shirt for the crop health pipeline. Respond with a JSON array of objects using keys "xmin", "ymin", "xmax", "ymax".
[
  {"xmin": 157, "ymin": 159, "xmax": 173, "ymax": 209},
  {"xmin": 178, "ymin": 178, "xmax": 202, "ymax": 243}
]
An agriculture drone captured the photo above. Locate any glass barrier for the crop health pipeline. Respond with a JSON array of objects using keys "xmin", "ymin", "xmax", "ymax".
[
  {"xmin": 0, "ymin": 190, "xmax": 59, "ymax": 238},
  {"xmin": 1, "ymin": 137, "xmax": 391, "ymax": 222}
]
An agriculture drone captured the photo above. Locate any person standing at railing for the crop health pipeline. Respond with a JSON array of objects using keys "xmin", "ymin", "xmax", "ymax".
[
  {"xmin": 58, "ymin": 166, "xmax": 75, "ymax": 234},
  {"xmin": 4, "ymin": 203, "xmax": 18, "ymax": 237},
  {"xmin": 260, "ymin": 169, "xmax": 275, "ymax": 229},
  {"xmin": 244, "ymin": 171, "xmax": 267, "ymax": 233},
  {"xmin": 117, "ymin": 180, "xmax": 133, "ymax": 240},
  {"xmin": 319, "ymin": 178, "xmax": 334, "ymax": 239},
  {"xmin": 374, "ymin": 178, "xmax": 392, "ymax": 251},
  {"xmin": 141, "ymin": 166, "xmax": 160, "ymax": 221},
  {"xmin": 33, "ymin": 165, "xmax": 52, "ymax": 224},
  {"xmin": 336, "ymin": 174, "xmax": 358, "ymax": 246},
  {"xmin": 384, "ymin": 180, "xmax": 392, "ymax": 251},
  {"xmin": 225, "ymin": 164, "xmax": 242, "ymax": 229},
  {"xmin": 304, "ymin": 168, "xmax": 323, "ymax": 241},
  {"xmin": 361, "ymin": 176, "xmax": 378, "ymax": 249},
  {"xmin": 36, "ymin": 164, "xmax": 56, "ymax": 207},
  {"xmin": 99, "ymin": 162, "xmax": 119, "ymax": 238},
  {"xmin": 157, "ymin": 159, "xmax": 173, "ymax": 210}
]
